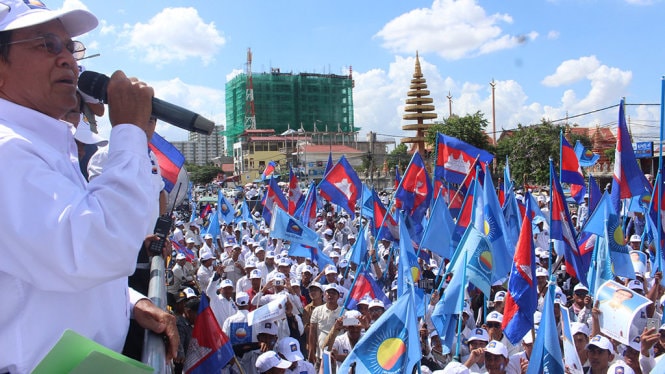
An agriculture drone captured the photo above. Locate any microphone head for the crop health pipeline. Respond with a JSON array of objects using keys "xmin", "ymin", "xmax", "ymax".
[{"xmin": 78, "ymin": 71, "xmax": 109, "ymax": 103}]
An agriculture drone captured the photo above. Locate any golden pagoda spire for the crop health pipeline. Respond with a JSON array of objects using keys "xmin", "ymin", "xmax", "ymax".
[{"xmin": 401, "ymin": 51, "xmax": 437, "ymax": 155}]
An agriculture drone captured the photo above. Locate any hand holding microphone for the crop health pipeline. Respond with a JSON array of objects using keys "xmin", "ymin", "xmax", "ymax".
[{"xmin": 78, "ymin": 70, "xmax": 215, "ymax": 135}]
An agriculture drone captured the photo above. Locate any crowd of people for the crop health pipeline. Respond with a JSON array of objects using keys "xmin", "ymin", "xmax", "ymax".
[{"xmin": 164, "ymin": 180, "xmax": 665, "ymax": 374}]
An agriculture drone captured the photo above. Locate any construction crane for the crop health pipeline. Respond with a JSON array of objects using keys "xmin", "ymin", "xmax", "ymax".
[{"xmin": 244, "ymin": 48, "xmax": 257, "ymax": 130}]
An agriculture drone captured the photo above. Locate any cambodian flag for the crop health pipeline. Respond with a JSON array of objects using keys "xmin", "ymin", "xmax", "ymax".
[
  {"xmin": 262, "ymin": 177, "xmax": 287, "ymax": 225},
  {"xmin": 550, "ymin": 160, "xmax": 589, "ymax": 287},
  {"xmin": 394, "ymin": 152, "xmax": 432, "ymax": 223},
  {"xmin": 318, "ymin": 156, "xmax": 361, "ymax": 218},
  {"xmin": 172, "ymin": 239, "xmax": 195, "ymax": 262},
  {"xmin": 261, "ymin": 160, "xmax": 277, "ymax": 181},
  {"xmin": 200, "ymin": 203, "xmax": 212, "ymax": 220},
  {"xmin": 502, "ymin": 195, "xmax": 537, "ymax": 344},
  {"xmin": 450, "ymin": 178, "xmax": 477, "ymax": 253},
  {"xmin": 344, "ymin": 266, "xmax": 391, "ymax": 311},
  {"xmin": 574, "ymin": 140, "xmax": 600, "ymax": 167},
  {"xmin": 434, "ymin": 132, "xmax": 494, "ymax": 185},
  {"xmin": 613, "ymin": 100, "xmax": 652, "ymax": 200},
  {"xmin": 560, "ymin": 133, "xmax": 586, "ymax": 204},
  {"xmin": 184, "ymin": 292, "xmax": 234, "ymax": 374},
  {"xmin": 288, "ymin": 166, "xmax": 303, "ymax": 215},
  {"xmin": 295, "ymin": 181, "xmax": 318, "ymax": 229},
  {"xmin": 149, "ymin": 132, "xmax": 185, "ymax": 193},
  {"xmin": 372, "ymin": 189, "xmax": 399, "ymax": 242},
  {"xmin": 394, "ymin": 165, "xmax": 401, "ymax": 190}
]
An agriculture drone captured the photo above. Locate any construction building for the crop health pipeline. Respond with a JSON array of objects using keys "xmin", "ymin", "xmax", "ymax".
[{"xmin": 224, "ymin": 67, "xmax": 356, "ymax": 155}]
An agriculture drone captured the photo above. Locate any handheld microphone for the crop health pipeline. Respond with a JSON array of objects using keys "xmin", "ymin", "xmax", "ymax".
[{"xmin": 77, "ymin": 71, "xmax": 215, "ymax": 135}]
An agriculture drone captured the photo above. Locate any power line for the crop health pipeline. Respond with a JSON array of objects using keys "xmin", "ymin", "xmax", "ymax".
[{"xmin": 550, "ymin": 103, "xmax": 660, "ymax": 123}]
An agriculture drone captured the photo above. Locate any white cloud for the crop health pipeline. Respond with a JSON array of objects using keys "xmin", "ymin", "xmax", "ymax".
[
  {"xmin": 375, "ymin": 0, "xmax": 532, "ymax": 60},
  {"xmin": 119, "ymin": 7, "xmax": 225, "ymax": 66},
  {"xmin": 547, "ymin": 30, "xmax": 560, "ymax": 40},
  {"xmin": 541, "ymin": 56, "xmax": 601, "ymax": 87},
  {"xmin": 98, "ymin": 20, "xmax": 116, "ymax": 36}
]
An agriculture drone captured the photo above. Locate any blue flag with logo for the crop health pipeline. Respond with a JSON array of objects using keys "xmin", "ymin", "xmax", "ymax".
[
  {"xmin": 338, "ymin": 283, "xmax": 420, "ymax": 374},
  {"xmin": 270, "ymin": 207, "xmax": 319, "ymax": 245}
]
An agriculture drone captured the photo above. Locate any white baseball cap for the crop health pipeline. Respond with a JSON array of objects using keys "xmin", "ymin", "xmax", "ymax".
[
  {"xmin": 467, "ymin": 328, "xmax": 490, "ymax": 342},
  {"xmin": 255, "ymin": 351, "xmax": 291, "ymax": 372},
  {"xmin": 250, "ymin": 269, "xmax": 262, "ymax": 279},
  {"xmin": 571, "ymin": 322, "xmax": 590, "ymax": 337},
  {"xmin": 235, "ymin": 291, "xmax": 249, "ymax": 306},
  {"xmin": 0, "ymin": 0, "xmax": 98, "ymax": 37},
  {"xmin": 586, "ymin": 335, "xmax": 614, "ymax": 354},
  {"xmin": 485, "ymin": 340, "xmax": 508, "ymax": 358},
  {"xmin": 276, "ymin": 337, "xmax": 304, "ymax": 362},
  {"xmin": 486, "ymin": 311, "xmax": 503, "ymax": 324},
  {"xmin": 493, "ymin": 291, "xmax": 506, "ymax": 303},
  {"xmin": 218, "ymin": 279, "xmax": 234, "ymax": 290},
  {"xmin": 607, "ymin": 361, "xmax": 635, "ymax": 374}
]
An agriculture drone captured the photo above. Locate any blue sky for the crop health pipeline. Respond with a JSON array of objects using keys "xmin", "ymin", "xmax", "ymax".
[{"xmin": 56, "ymin": 0, "xmax": 665, "ymax": 146}]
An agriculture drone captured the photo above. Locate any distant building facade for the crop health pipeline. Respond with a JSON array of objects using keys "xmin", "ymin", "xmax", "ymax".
[{"xmin": 171, "ymin": 125, "xmax": 225, "ymax": 165}]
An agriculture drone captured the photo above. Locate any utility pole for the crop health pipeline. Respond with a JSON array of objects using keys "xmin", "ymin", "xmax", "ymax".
[{"xmin": 490, "ymin": 79, "xmax": 496, "ymax": 145}]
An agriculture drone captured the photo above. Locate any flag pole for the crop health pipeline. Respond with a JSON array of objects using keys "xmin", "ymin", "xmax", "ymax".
[
  {"xmin": 454, "ymin": 251, "xmax": 469, "ymax": 361},
  {"xmin": 657, "ymin": 77, "xmax": 664, "ymax": 273}
]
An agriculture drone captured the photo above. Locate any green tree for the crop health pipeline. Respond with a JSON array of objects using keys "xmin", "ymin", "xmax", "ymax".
[
  {"xmin": 386, "ymin": 143, "xmax": 409, "ymax": 172},
  {"xmin": 424, "ymin": 111, "xmax": 494, "ymax": 152},
  {"xmin": 187, "ymin": 164, "xmax": 224, "ymax": 184},
  {"xmin": 495, "ymin": 121, "xmax": 562, "ymax": 185}
]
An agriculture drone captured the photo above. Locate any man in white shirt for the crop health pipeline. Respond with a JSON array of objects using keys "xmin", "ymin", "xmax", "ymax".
[{"xmin": 0, "ymin": 2, "xmax": 177, "ymax": 371}]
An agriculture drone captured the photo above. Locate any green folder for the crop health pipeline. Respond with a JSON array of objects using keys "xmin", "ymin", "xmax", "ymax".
[{"xmin": 32, "ymin": 329, "xmax": 154, "ymax": 374}]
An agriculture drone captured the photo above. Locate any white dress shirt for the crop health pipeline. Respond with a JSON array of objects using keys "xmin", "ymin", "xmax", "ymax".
[{"xmin": 0, "ymin": 99, "xmax": 159, "ymax": 373}]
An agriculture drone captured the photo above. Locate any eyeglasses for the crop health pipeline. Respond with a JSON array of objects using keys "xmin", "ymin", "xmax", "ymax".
[
  {"xmin": 6, "ymin": 33, "xmax": 85, "ymax": 60},
  {"xmin": 486, "ymin": 322, "xmax": 502, "ymax": 329}
]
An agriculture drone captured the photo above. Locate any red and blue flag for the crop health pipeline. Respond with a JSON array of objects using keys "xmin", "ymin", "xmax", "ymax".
[
  {"xmin": 184, "ymin": 292, "xmax": 234, "ymax": 373},
  {"xmin": 149, "ymin": 132, "xmax": 185, "ymax": 193},
  {"xmin": 295, "ymin": 181, "xmax": 318, "ymax": 229},
  {"xmin": 613, "ymin": 100, "xmax": 651, "ymax": 200},
  {"xmin": 394, "ymin": 165, "xmax": 401, "ymax": 190},
  {"xmin": 502, "ymin": 195, "xmax": 537, "ymax": 344},
  {"xmin": 261, "ymin": 160, "xmax": 277, "ymax": 181},
  {"xmin": 394, "ymin": 152, "xmax": 432, "ymax": 223},
  {"xmin": 560, "ymin": 133, "xmax": 586, "ymax": 204},
  {"xmin": 288, "ymin": 166, "xmax": 303, "ymax": 215},
  {"xmin": 344, "ymin": 265, "xmax": 391, "ymax": 311},
  {"xmin": 434, "ymin": 132, "xmax": 493, "ymax": 185},
  {"xmin": 372, "ymin": 189, "xmax": 399, "ymax": 242},
  {"xmin": 318, "ymin": 156, "xmax": 361, "ymax": 218},
  {"xmin": 550, "ymin": 161, "xmax": 589, "ymax": 287},
  {"xmin": 262, "ymin": 177, "xmax": 287, "ymax": 225}
]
